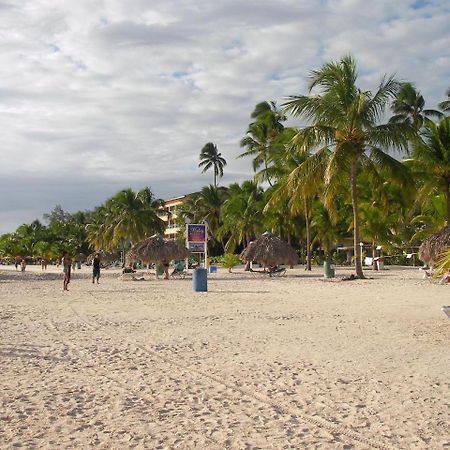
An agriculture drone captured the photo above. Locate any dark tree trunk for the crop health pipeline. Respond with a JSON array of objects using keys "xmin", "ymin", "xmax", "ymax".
[
  {"xmin": 445, "ymin": 179, "xmax": 450, "ymax": 226},
  {"xmin": 351, "ymin": 161, "xmax": 365, "ymax": 279},
  {"xmin": 304, "ymin": 198, "xmax": 312, "ymax": 271}
]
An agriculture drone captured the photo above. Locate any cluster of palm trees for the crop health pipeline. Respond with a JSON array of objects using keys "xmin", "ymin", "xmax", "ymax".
[
  {"xmin": 0, "ymin": 188, "xmax": 165, "ymax": 262},
  {"xmin": 184, "ymin": 55, "xmax": 450, "ymax": 278},
  {"xmin": 1, "ymin": 56, "xmax": 448, "ymax": 278},
  {"xmin": 85, "ymin": 187, "xmax": 165, "ymax": 252}
]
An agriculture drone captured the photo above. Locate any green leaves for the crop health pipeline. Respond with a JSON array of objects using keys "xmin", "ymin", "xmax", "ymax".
[{"xmin": 199, "ymin": 142, "xmax": 227, "ymax": 187}]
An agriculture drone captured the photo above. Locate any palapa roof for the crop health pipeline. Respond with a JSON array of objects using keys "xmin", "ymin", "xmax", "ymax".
[
  {"xmin": 127, "ymin": 235, "xmax": 190, "ymax": 264},
  {"xmin": 240, "ymin": 232, "xmax": 298, "ymax": 267},
  {"xmin": 418, "ymin": 225, "xmax": 450, "ymax": 266}
]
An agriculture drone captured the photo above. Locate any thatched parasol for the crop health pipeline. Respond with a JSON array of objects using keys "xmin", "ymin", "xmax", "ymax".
[
  {"xmin": 86, "ymin": 250, "xmax": 117, "ymax": 265},
  {"xmin": 418, "ymin": 225, "xmax": 450, "ymax": 267},
  {"xmin": 127, "ymin": 235, "xmax": 190, "ymax": 264},
  {"xmin": 240, "ymin": 232, "xmax": 298, "ymax": 267}
]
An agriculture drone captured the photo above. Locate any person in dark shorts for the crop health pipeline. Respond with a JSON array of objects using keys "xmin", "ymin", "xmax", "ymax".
[
  {"xmin": 62, "ymin": 251, "xmax": 72, "ymax": 291},
  {"xmin": 92, "ymin": 253, "xmax": 101, "ymax": 284}
]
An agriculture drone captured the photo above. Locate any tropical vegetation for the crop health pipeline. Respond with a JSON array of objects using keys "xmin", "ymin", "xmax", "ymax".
[{"xmin": 0, "ymin": 56, "xmax": 448, "ymax": 278}]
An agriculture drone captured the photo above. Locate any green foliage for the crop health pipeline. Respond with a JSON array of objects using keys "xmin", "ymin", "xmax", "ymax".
[
  {"xmin": 199, "ymin": 142, "xmax": 227, "ymax": 187},
  {"xmin": 217, "ymin": 254, "xmax": 240, "ymax": 271},
  {"xmin": 433, "ymin": 248, "xmax": 450, "ymax": 277}
]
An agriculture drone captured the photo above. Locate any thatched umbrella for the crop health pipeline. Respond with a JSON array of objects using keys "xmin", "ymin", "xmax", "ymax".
[
  {"xmin": 418, "ymin": 225, "xmax": 450, "ymax": 267},
  {"xmin": 86, "ymin": 250, "xmax": 117, "ymax": 265},
  {"xmin": 128, "ymin": 235, "xmax": 190, "ymax": 264},
  {"xmin": 240, "ymin": 232, "xmax": 298, "ymax": 267}
]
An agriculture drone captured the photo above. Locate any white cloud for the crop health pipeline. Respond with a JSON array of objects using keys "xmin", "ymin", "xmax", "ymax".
[{"xmin": 0, "ymin": 0, "xmax": 448, "ymax": 232}]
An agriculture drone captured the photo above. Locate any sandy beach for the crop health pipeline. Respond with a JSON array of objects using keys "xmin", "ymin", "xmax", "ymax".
[{"xmin": 0, "ymin": 265, "xmax": 448, "ymax": 449}]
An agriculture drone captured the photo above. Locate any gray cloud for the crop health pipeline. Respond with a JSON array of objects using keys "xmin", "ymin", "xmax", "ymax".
[{"xmin": 0, "ymin": 0, "xmax": 449, "ymax": 233}]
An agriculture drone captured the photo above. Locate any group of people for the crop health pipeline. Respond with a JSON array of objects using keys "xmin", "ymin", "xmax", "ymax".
[
  {"xmin": 61, "ymin": 252, "xmax": 101, "ymax": 291},
  {"xmin": 14, "ymin": 257, "xmax": 27, "ymax": 272}
]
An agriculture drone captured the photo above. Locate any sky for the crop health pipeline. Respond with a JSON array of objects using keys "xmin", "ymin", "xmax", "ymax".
[{"xmin": 0, "ymin": 0, "xmax": 449, "ymax": 233}]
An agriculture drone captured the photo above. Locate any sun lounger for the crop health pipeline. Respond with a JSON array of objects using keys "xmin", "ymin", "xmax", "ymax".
[
  {"xmin": 171, "ymin": 267, "xmax": 187, "ymax": 279},
  {"xmin": 442, "ymin": 306, "xmax": 450, "ymax": 319},
  {"xmin": 250, "ymin": 266, "xmax": 286, "ymax": 277}
]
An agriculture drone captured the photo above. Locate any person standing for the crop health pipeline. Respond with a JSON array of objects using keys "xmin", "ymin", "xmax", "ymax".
[
  {"xmin": 62, "ymin": 251, "xmax": 72, "ymax": 291},
  {"xmin": 162, "ymin": 259, "xmax": 170, "ymax": 280},
  {"xmin": 92, "ymin": 253, "xmax": 101, "ymax": 284}
]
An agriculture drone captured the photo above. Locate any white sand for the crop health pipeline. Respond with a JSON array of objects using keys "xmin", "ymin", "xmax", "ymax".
[{"xmin": 0, "ymin": 264, "xmax": 448, "ymax": 449}]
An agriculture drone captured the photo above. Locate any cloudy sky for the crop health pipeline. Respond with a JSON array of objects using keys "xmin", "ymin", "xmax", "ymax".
[{"xmin": 0, "ymin": 0, "xmax": 449, "ymax": 233}]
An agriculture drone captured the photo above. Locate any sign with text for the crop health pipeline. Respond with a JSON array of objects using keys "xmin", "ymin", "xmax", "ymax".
[{"xmin": 186, "ymin": 224, "xmax": 207, "ymax": 253}]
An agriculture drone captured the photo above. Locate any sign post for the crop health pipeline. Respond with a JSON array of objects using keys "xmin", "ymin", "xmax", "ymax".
[{"xmin": 186, "ymin": 223, "xmax": 208, "ymax": 268}]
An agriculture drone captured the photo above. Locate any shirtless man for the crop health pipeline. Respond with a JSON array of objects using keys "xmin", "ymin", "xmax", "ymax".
[{"xmin": 62, "ymin": 251, "xmax": 72, "ymax": 291}]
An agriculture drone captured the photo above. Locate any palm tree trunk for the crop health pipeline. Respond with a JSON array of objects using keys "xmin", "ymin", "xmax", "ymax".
[
  {"xmin": 445, "ymin": 180, "xmax": 450, "ymax": 226},
  {"xmin": 351, "ymin": 161, "xmax": 365, "ymax": 278},
  {"xmin": 372, "ymin": 242, "xmax": 378, "ymax": 271},
  {"xmin": 304, "ymin": 198, "xmax": 312, "ymax": 271}
]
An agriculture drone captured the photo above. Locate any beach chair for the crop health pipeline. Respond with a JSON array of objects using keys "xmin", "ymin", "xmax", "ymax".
[
  {"xmin": 442, "ymin": 306, "xmax": 450, "ymax": 319},
  {"xmin": 250, "ymin": 266, "xmax": 286, "ymax": 277},
  {"xmin": 171, "ymin": 264, "xmax": 187, "ymax": 279},
  {"xmin": 268, "ymin": 266, "xmax": 286, "ymax": 277}
]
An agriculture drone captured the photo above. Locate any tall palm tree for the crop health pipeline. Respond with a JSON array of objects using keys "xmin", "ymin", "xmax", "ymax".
[
  {"xmin": 390, "ymin": 82, "xmax": 442, "ymax": 130},
  {"xmin": 239, "ymin": 101, "xmax": 286, "ymax": 186},
  {"xmin": 407, "ymin": 117, "xmax": 450, "ymax": 224},
  {"xmin": 263, "ymin": 136, "xmax": 316, "ymax": 270},
  {"xmin": 283, "ymin": 55, "xmax": 413, "ymax": 278},
  {"xmin": 199, "ymin": 142, "xmax": 227, "ymax": 187}
]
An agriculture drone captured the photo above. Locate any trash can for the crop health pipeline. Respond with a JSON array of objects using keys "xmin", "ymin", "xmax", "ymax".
[
  {"xmin": 76, "ymin": 261, "xmax": 81, "ymax": 270},
  {"xmin": 377, "ymin": 257, "xmax": 384, "ymax": 270},
  {"xmin": 193, "ymin": 268, "xmax": 207, "ymax": 292},
  {"xmin": 323, "ymin": 260, "xmax": 335, "ymax": 278},
  {"xmin": 209, "ymin": 266, "xmax": 217, "ymax": 273}
]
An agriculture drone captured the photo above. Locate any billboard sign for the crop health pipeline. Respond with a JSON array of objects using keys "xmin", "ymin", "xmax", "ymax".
[{"xmin": 186, "ymin": 224, "xmax": 207, "ymax": 253}]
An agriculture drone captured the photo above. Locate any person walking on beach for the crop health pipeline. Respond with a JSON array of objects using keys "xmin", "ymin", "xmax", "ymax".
[
  {"xmin": 62, "ymin": 251, "xmax": 72, "ymax": 291},
  {"xmin": 162, "ymin": 259, "xmax": 170, "ymax": 280},
  {"xmin": 20, "ymin": 258, "xmax": 26, "ymax": 272},
  {"xmin": 92, "ymin": 253, "xmax": 101, "ymax": 284}
]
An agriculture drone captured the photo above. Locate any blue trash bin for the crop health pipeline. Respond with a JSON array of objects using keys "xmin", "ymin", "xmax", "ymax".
[{"xmin": 193, "ymin": 268, "xmax": 207, "ymax": 292}]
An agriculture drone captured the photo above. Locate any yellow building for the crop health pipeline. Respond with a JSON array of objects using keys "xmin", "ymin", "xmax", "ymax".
[{"xmin": 158, "ymin": 195, "xmax": 187, "ymax": 240}]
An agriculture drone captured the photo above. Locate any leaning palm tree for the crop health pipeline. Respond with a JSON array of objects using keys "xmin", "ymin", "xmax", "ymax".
[
  {"xmin": 283, "ymin": 55, "xmax": 414, "ymax": 278},
  {"xmin": 198, "ymin": 142, "xmax": 227, "ymax": 187}
]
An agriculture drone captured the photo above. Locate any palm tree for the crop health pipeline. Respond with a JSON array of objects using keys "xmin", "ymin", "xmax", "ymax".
[
  {"xmin": 218, "ymin": 181, "xmax": 264, "ymax": 253},
  {"xmin": 89, "ymin": 188, "xmax": 165, "ymax": 251},
  {"xmin": 239, "ymin": 101, "xmax": 286, "ymax": 186},
  {"xmin": 390, "ymin": 82, "xmax": 442, "ymax": 130},
  {"xmin": 439, "ymin": 88, "xmax": 450, "ymax": 113},
  {"xmin": 407, "ymin": 117, "xmax": 450, "ymax": 224},
  {"xmin": 198, "ymin": 142, "xmax": 227, "ymax": 187},
  {"xmin": 283, "ymin": 55, "xmax": 413, "ymax": 278},
  {"xmin": 263, "ymin": 139, "xmax": 316, "ymax": 270}
]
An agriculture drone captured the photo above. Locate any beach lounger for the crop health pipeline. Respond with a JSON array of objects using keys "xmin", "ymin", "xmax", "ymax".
[
  {"xmin": 171, "ymin": 266, "xmax": 187, "ymax": 279},
  {"xmin": 250, "ymin": 266, "xmax": 286, "ymax": 277}
]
